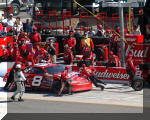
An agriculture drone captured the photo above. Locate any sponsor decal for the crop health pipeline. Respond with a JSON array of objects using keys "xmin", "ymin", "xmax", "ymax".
[
  {"xmin": 113, "ymin": 35, "xmax": 137, "ymax": 42},
  {"xmin": 93, "ymin": 69, "xmax": 130, "ymax": 80},
  {"xmin": 126, "ymin": 45, "xmax": 149, "ymax": 58}
]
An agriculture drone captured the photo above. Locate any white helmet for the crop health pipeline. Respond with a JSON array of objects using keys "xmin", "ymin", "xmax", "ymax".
[
  {"xmin": 16, "ymin": 64, "xmax": 21, "ymax": 69},
  {"xmin": 1, "ymin": 45, "xmax": 5, "ymax": 49}
]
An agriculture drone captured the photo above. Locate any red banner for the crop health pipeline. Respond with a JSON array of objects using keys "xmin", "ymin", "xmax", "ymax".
[{"xmin": 125, "ymin": 44, "xmax": 150, "ymax": 66}]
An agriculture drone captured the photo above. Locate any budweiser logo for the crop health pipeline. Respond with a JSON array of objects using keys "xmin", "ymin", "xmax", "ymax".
[
  {"xmin": 114, "ymin": 36, "xmax": 137, "ymax": 42},
  {"xmin": 93, "ymin": 69, "xmax": 130, "ymax": 80},
  {"xmin": 126, "ymin": 46, "xmax": 149, "ymax": 58}
]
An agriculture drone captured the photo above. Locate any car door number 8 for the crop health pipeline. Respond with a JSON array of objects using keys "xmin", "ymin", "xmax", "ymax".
[{"xmin": 32, "ymin": 76, "xmax": 43, "ymax": 87}]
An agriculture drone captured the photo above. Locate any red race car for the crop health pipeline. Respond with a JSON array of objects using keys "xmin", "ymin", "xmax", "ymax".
[{"xmin": 4, "ymin": 63, "xmax": 92, "ymax": 93}]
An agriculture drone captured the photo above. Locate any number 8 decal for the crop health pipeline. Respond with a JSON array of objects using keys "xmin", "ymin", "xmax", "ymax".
[{"xmin": 32, "ymin": 76, "xmax": 43, "ymax": 86}]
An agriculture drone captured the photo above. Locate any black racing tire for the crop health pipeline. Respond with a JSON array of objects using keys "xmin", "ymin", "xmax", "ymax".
[
  {"xmin": 131, "ymin": 76, "xmax": 143, "ymax": 91},
  {"xmin": 11, "ymin": 3, "xmax": 20, "ymax": 16}
]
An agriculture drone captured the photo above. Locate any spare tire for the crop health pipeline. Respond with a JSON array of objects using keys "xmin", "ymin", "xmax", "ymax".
[
  {"xmin": 96, "ymin": 47, "xmax": 105, "ymax": 61},
  {"xmin": 131, "ymin": 76, "xmax": 143, "ymax": 91}
]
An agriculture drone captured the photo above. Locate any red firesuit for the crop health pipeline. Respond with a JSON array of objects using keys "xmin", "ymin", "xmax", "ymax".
[
  {"xmin": 22, "ymin": 53, "xmax": 35, "ymax": 66},
  {"xmin": 7, "ymin": 43, "xmax": 13, "ymax": 60},
  {"xmin": 57, "ymin": 67, "xmax": 72, "ymax": 96},
  {"xmin": 29, "ymin": 27, "xmax": 41, "ymax": 47},
  {"xmin": 34, "ymin": 47, "xmax": 48, "ymax": 63},
  {"xmin": 19, "ymin": 43, "xmax": 27, "ymax": 57},
  {"xmin": 63, "ymin": 37, "xmax": 76, "ymax": 48},
  {"xmin": 19, "ymin": 42, "xmax": 34, "ymax": 66},
  {"xmin": 1, "ymin": 47, "xmax": 9, "ymax": 60},
  {"xmin": 126, "ymin": 53, "xmax": 137, "ymax": 81},
  {"xmin": 17, "ymin": 32, "xmax": 25, "ymax": 45},
  {"xmin": 12, "ymin": 43, "xmax": 21, "ymax": 62},
  {"xmin": 80, "ymin": 65, "xmax": 94, "ymax": 77},
  {"xmin": 107, "ymin": 51, "xmax": 121, "ymax": 67},
  {"xmin": 80, "ymin": 64, "xmax": 106, "ymax": 90},
  {"xmin": 63, "ymin": 45, "xmax": 74, "ymax": 64},
  {"xmin": 0, "ymin": 23, "xmax": 3, "ymax": 32},
  {"xmin": 82, "ymin": 45, "xmax": 93, "ymax": 61}
]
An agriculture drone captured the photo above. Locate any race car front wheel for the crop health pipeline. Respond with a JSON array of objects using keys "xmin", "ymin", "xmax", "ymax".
[{"xmin": 131, "ymin": 77, "xmax": 143, "ymax": 91}]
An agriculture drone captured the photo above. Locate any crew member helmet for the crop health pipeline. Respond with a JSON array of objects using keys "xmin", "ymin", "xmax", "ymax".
[
  {"xmin": 82, "ymin": 64, "xmax": 86, "ymax": 67},
  {"xmin": 128, "ymin": 53, "xmax": 132, "ymax": 58},
  {"xmin": 33, "ymin": 27, "xmax": 37, "ymax": 31},
  {"xmin": 109, "ymin": 51, "xmax": 114, "ymax": 56},
  {"xmin": 98, "ymin": 24, "xmax": 103, "ymax": 29},
  {"xmin": 65, "ymin": 66, "xmax": 70, "ymax": 70},
  {"xmin": 16, "ymin": 64, "xmax": 21, "ymax": 69}
]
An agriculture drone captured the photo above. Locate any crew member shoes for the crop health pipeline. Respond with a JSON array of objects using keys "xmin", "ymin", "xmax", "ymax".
[{"xmin": 18, "ymin": 97, "xmax": 24, "ymax": 102}]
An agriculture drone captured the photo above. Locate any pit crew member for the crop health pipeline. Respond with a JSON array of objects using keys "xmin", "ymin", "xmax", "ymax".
[
  {"xmin": 63, "ymin": 30, "xmax": 76, "ymax": 56},
  {"xmin": 29, "ymin": 27, "xmax": 42, "ymax": 48},
  {"xmin": 80, "ymin": 64, "xmax": 106, "ymax": 91},
  {"xmin": 34, "ymin": 45, "xmax": 48, "ymax": 63},
  {"xmin": 79, "ymin": 32, "xmax": 94, "ymax": 52},
  {"xmin": 107, "ymin": 51, "xmax": 121, "ymax": 67},
  {"xmin": 63, "ymin": 44, "xmax": 74, "ymax": 65},
  {"xmin": 57, "ymin": 66, "xmax": 72, "ymax": 96},
  {"xmin": 12, "ymin": 42, "xmax": 21, "ymax": 62},
  {"xmin": 126, "ymin": 53, "xmax": 137, "ymax": 83},
  {"xmin": 11, "ymin": 64, "xmax": 26, "ymax": 101}
]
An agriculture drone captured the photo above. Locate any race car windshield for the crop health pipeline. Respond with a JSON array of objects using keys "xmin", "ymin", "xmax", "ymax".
[{"xmin": 45, "ymin": 65, "xmax": 65, "ymax": 74}]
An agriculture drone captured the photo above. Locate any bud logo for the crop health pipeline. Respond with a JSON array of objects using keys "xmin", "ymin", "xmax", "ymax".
[
  {"xmin": 94, "ymin": 69, "xmax": 129, "ymax": 80},
  {"xmin": 126, "ymin": 46, "xmax": 149, "ymax": 58}
]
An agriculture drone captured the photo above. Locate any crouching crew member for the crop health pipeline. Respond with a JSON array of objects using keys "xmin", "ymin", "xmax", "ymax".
[
  {"xmin": 11, "ymin": 64, "xmax": 26, "ymax": 101},
  {"xmin": 57, "ymin": 66, "xmax": 72, "ymax": 96},
  {"xmin": 126, "ymin": 53, "xmax": 137, "ymax": 84},
  {"xmin": 80, "ymin": 64, "xmax": 106, "ymax": 91}
]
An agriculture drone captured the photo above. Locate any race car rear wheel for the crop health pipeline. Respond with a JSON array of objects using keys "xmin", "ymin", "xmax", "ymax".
[{"xmin": 131, "ymin": 77, "xmax": 143, "ymax": 91}]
